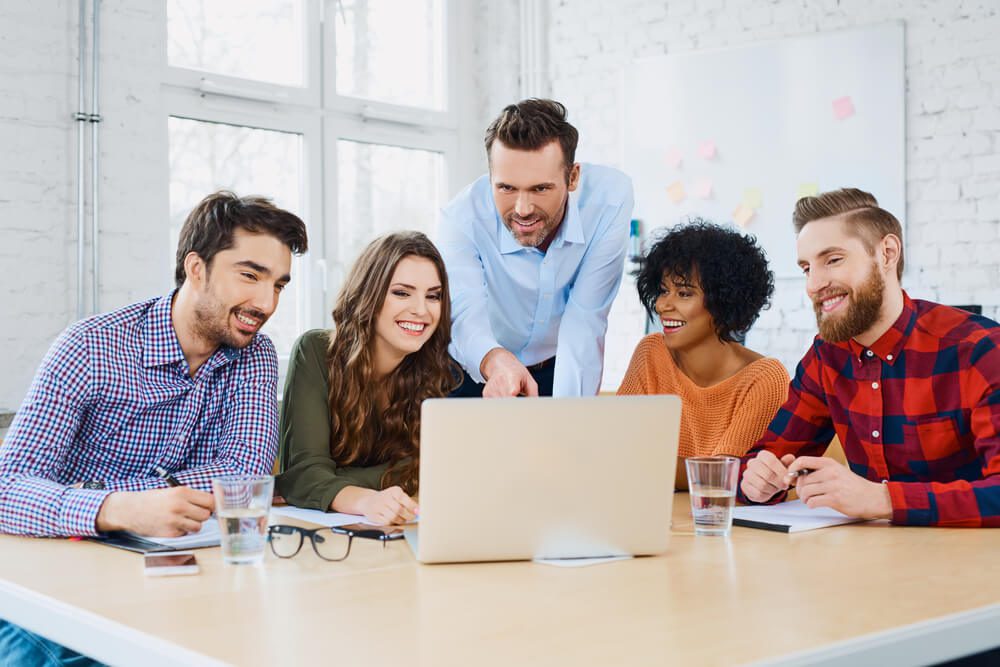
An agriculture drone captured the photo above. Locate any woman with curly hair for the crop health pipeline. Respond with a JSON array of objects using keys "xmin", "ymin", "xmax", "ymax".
[
  {"xmin": 618, "ymin": 220, "xmax": 789, "ymax": 488},
  {"xmin": 275, "ymin": 232, "xmax": 457, "ymax": 524}
]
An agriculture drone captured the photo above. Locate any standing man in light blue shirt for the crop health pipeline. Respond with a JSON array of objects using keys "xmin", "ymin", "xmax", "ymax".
[{"xmin": 438, "ymin": 99, "xmax": 634, "ymax": 397}]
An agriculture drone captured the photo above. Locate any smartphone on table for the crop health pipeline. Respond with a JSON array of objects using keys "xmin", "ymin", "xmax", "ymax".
[{"xmin": 143, "ymin": 551, "xmax": 200, "ymax": 576}]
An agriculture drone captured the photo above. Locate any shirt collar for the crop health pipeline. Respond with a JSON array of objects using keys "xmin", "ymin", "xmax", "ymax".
[
  {"xmin": 497, "ymin": 190, "xmax": 584, "ymax": 255},
  {"xmin": 846, "ymin": 291, "xmax": 916, "ymax": 365},
  {"xmin": 142, "ymin": 290, "xmax": 242, "ymax": 370}
]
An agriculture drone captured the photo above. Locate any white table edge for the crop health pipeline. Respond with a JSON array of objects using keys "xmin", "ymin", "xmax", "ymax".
[
  {"xmin": 746, "ymin": 601, "xmax": 1000, "ymax": 667},
  {"xmin": 0, "ymin": 577, "xmax": 228, "ymax": 667}
]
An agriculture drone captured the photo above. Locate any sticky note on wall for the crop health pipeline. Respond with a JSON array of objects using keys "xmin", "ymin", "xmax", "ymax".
[
  {"xmin": 742, "ymin": 188, "xmax": 762, "ymax": 209},
  {"xmin": 697, "ymin": 140, "xmax": 717, "ymax": 160},
  {"xmin": 666, "ymin": 181, "xmax": 686, "ymax": 204},
  {"xmin": 797, "ymin": 183, "xmax": 819, "ymax": 198},
  {"xmin": 732, "ymin": 204, "xmax": 755, "ymax": 228},
  {"xmin": 832, "ymin": 96, "xmax": 855, "ymax": 120}
]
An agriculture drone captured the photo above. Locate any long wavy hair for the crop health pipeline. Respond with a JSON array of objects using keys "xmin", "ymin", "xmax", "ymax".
[{"xmin": 326, "ymin": 231, "xmax": 458, "ymax": 494}]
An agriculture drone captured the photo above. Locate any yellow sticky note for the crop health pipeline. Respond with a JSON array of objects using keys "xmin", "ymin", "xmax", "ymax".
[
  {"xmin": 666, "ymin": 181, "xmax": 686, "ymax": 204},
  {"xmin": 732, "ymin": 204, "xmax": 755, "ymax": 228},
  {"xmin": 742, "ymin": 188, "xmax": 762, "ymax": 209},
  {"xmin": 797, "ymin": 183, "xmax": 819, "ymax": 198}
]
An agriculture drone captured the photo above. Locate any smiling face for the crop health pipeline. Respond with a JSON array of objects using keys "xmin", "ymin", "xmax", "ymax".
[
  {"xmin": 189, "ymin": 228, "xmax": 292, "ymax": 349},
  {"xmin": 489, "ymin": 139, "xmax": 580, "ymax": 249},
  {"xmin": 797, "ymin": 216, "xmax": 889, "ymax": 343},
  {"xmin": 372, "ymin": 255, "xmax": 443, "ymax": 366},
  {"xmin": 654, "ymin": 272, "xmax": 717, "ymax": 350}
]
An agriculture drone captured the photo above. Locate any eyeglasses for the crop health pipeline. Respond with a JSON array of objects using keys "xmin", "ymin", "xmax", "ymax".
[{"xmin": 267, "ymin": 525, "xmax": 356, "ymax": 561}]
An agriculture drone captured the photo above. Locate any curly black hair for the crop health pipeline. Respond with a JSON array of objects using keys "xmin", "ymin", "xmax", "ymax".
[{"xmin": 635, "ymin": 219, "xmax": 775, "ymax": 342}]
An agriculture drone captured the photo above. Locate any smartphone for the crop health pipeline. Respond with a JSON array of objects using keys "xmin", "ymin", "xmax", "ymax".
[
  {"xmin": 333, "ymin": 523, "xmax": 405, "ymax": 541},
  {"xmin": 143, "ymin": 551, "xmax": 200, "ymax": 576}
]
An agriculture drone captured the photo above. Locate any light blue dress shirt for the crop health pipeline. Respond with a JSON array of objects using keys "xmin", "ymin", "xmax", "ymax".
[{"xmin": 437, "ymin": 163, "xmax": 634, "ymax": 396}]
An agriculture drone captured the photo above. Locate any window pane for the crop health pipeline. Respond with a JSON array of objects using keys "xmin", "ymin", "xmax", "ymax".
[
  {"xmin": 336, "ymin": 140, "xmax": 444, "ymax": 267},
  {"xmin": 167, "ymin": 0, "xmax": 305, "ymax": 87},
  {"xmin": 335, "ymin": 0, "xmax": 446, "ymax": 110},
  {"xmin": 168, "ymin": 117, "xmax": 305, "ymax": 358}
]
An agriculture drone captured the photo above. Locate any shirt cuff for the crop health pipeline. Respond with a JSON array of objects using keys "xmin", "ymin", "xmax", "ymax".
[
  {"xmin": 463, "ymin": 337, "xmax": 503, "ymax": 385},
  {"xmin": 60, "ymin": 488, "xmax": 114, "ymax": 537}
]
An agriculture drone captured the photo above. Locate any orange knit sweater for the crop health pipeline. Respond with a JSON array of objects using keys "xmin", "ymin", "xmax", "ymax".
[{"xmin": 617, "ymin": 334, "xmax": 790, "ymax": 459}]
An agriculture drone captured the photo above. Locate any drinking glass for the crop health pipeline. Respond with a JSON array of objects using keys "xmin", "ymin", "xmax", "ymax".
[
  {"xmin": 213, "ymin": 475, "xmax": 274, "ymax": 564},
  {"xmin": 685, "ymin": 457, "xmax": 739, "ymax": 537}
]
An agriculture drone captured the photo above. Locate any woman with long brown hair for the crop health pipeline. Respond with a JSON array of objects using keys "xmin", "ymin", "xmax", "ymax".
[{"xmin": 275, "ymin": 231, "xmax": 456, "ymax": 524}]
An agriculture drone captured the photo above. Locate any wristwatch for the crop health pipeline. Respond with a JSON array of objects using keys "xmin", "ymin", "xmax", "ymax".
[{"xmin": 81, "ymin": 480, "xmax": 106, "ymax": 490}]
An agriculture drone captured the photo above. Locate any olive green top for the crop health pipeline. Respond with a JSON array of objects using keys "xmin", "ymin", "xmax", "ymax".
[{"xmin": 274, "ymin": 329, "xmax": 389, "ymax": 511}]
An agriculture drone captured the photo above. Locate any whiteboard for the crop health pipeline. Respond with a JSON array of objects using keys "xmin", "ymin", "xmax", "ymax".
[{"xmin": 624, "ymin": 23, "xmax": 905, "ymax": 278}]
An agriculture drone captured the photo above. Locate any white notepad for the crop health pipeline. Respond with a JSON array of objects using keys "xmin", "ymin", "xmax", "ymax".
[
  {"xmin": 122, "ymin": 519, "xmax": 221, "ymax": 549},
  {"xmin": 732, "ymin": 500, "xmax": 868, "ymax": 533}
]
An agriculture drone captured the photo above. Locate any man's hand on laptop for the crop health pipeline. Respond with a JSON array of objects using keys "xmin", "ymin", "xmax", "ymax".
[
  {"xmin": 95, "ymin": 487, "xmax": 215, "ymax": 537},
  {"xmin": 480, "ymin": 348, "xmax": 538, "ymax": 398},
  {"xmin": 356, "ymin": 486, "xmax": 419, "ymax": 525}
]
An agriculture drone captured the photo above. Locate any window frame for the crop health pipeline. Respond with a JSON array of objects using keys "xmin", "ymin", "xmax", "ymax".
[{"xmin": 162, "ymin": 0, "xmax": 472, "ymax": 380}]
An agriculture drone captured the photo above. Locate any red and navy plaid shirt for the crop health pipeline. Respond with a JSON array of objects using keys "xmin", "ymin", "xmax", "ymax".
[
  {"xmin": 0, "ymin": 292, "xmax": 279, "ymax": 537},
  {"xmin": 739, "ymin": 292, "xmax": 1000, "ymax": 527}
]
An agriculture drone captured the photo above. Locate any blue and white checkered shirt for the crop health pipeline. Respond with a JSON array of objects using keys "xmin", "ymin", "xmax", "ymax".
[{"xmin": 0, "ymin": 291, "xmax": 279, "ymax": 537}]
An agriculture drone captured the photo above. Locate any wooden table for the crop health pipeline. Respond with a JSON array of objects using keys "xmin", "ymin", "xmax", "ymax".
[{"xmin": 1, "ymin": 497, "xmax": 998, "ymax": 666}]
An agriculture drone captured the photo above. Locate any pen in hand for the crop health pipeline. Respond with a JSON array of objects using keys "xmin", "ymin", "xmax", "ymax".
[
  {"xmin": 786, "ymin": 468, "xmax": 812, "ymax": 480},
  {"xmin": 153, "ymin": 465, "xmax": 182, "ymax": 488}
]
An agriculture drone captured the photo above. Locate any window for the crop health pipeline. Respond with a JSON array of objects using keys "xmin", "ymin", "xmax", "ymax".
[
  {"xmin": 167, "ymin": 117, "xmax": 305, "ymax": 356},
  {"xmin": 164, "ymin": 0, "xmax": 467, "ymax": 373},
  {"xmin": 335, "ymin": 140, "xmax": 445, "ymax": 266},
  {"xmin": 333, "ymin": 0, "xmax": 446, "ymax": 109}
]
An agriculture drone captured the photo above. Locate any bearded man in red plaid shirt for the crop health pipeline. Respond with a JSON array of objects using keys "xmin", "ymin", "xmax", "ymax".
[{"xmin": 740, "ymin": 188, "xmax": 1000, "ymax": 527}]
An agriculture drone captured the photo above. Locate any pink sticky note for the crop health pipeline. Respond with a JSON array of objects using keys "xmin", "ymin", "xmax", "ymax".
[
  {"xmin": 665, "ymin": 147, "xmax": 683, "ymax": 168},
  {"xmin": 832, "ymin": 96, "xmax": 855, "ymax": 120},
  {"xmin": 693, "ymin": 179, "xmax": 713, "ymax": 199},
  {"xmin": 666, "ymin": 181, "xmax": 686, "ymax": 204},
  {"xmin": 697, "ymin": 140, "xmax": 717, "ymax": 160},
  {"xmin": 732, "ymin": 203, "xmax": 755, "ymax": 228}
]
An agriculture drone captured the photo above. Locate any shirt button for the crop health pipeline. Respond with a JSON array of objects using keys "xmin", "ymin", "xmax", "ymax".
[
  {"xmin": 866, "ymin": 350, "xmax": 874, "ymax": 357},
  {"xmin": 887, "ymin": 354, "xmax": 894, "ymax": 361},
  {"xmin": 872, "ymin": 430, "xmax": 880, "ymax": 438},
  {"xmin": 872, "ymin": 382, "xmax": 879, "ymax": 390}
]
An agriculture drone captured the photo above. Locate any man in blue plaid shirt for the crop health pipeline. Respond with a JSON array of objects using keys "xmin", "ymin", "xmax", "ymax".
[
  {"xmin": 0, "ymin": 191, "xmax": 308, "ymax": 540},
  {"xmin": 0, "ymin": 191, "xmax": 308, "ymax": 663}
]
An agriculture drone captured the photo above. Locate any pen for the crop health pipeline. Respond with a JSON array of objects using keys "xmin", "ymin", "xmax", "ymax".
[
  {"xmin": 153, "ymin": 465, "xmax": 182, "ymax": 487},
  {"xmin": 786, "ymin": 469, "xmax": 813, "ymax": 479}
]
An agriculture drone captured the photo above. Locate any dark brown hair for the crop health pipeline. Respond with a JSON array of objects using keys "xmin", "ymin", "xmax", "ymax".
[
  {"xmin": 484, "ymin": 98, "xmax": 579, "ymax": 178},
  {"xmin": 793, "ymin": 188, "xmax": 904, "ymax": 279},
  {"xmin": 174, "ymin": 191, "xmax": 308, "ymax": 287},
  {"xmin": 326, "ymin": 231, "xmax": 458, "ymax": 494}
]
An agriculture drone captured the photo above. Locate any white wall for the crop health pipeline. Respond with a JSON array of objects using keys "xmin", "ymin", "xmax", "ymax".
[
  {"xmin": 546, "ymin": 0, "xmax": 1000, "ymax": 387},
  {"xmin": 0, "ymin": 1, "xmax": 168, "ymax": 413}
]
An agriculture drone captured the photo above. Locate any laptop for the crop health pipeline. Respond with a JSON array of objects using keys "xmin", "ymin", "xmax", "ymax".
[{"xmin": 408, "ymin": 395, "xmax": 681, "ymax": 563}]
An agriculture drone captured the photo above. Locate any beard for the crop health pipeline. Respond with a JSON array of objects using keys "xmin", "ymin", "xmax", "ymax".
[
  {"xmin": 502, "ymin": 196, "xmax": 567, "ymax": 248},
  {"xmin": 813, "ymin": 265, "xmax": 885, "ymax": 343},
  {"xmin": 192, "ymin": 292, "xmax": 267, "ymax": 350}
]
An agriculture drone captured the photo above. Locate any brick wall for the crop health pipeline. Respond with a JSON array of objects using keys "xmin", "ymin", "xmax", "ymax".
[
  {"xmin": 0, "ymin": 1, "xmax": 168, "ymax": 412},
  {"xmin": 546, "ymin": 0, "xmax": 1000, "ymax": 388}
]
